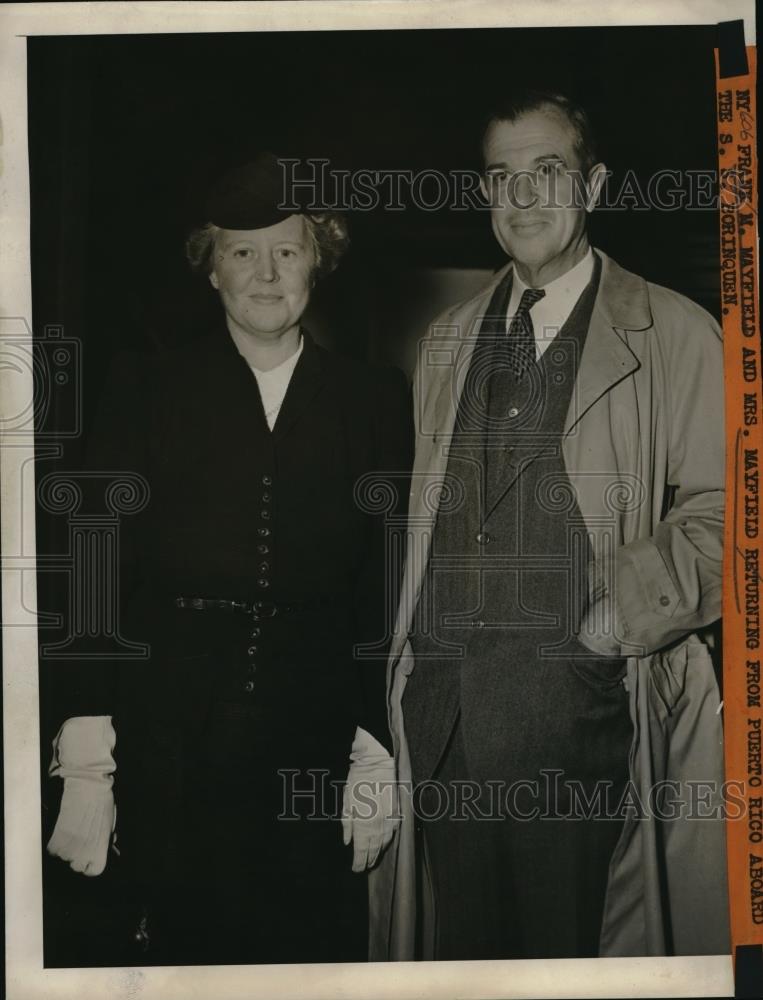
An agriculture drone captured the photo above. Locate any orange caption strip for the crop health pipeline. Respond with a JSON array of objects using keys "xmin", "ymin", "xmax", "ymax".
[{"xmin": 718, "ymin": 46, "xmax": 762, "ymax": 960}]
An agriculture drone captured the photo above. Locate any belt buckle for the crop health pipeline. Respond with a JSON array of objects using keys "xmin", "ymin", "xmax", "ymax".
[
  {"xmin": 252, "ymin": 601, "xmax": 277, "ymax": 619},
  {"xmin": 175, "ymin": 597, "xmax": 205, "ymax": 611}
]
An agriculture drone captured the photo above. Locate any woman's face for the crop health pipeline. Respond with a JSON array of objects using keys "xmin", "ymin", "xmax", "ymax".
[{"xmin": 209, "ymin": 214, "xmax": 314, "ymax": 341}]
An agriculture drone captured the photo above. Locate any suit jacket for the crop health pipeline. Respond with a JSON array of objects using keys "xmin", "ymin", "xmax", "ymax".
[{"xmin": 369, "ymin": 249, "xmax": 729, "ymax": 959}]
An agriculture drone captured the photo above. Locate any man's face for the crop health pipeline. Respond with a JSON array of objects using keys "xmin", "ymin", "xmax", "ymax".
[
  {"xmin": 209, "ymin": 214, "xmax": 314, "ymax": 341},
  {"xmin": 482, "ymin": 107, "xmax": 599, "ymax": 285}
]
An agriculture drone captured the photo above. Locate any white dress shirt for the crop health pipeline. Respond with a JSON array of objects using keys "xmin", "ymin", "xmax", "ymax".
[
  {"xmin": 507, "ymin": 247, "xmax": 595, "ymax": 360},
  {"xmin": 248, "ymin": 336, "xmax": 304, "ymax": 430}
]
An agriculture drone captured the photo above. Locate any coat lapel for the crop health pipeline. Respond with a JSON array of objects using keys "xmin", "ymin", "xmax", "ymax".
[
  {"xmin": 201, "ymin": 322, "xmax": 328, "ymax": 441},
  {"xmin": 271, "ymin": 329, "xmax": 327, "ymax": 440},
  {"xmin": 396, "ymin": 271, "xmax": 510, "ymax": 639},
  {"xmin": 428, "ymin": 265, "xmax": 512, "ymax": 455},
  {"xmin": 483, "ymin": 250, "xmax": 650, "ymax": 512},
  {"xmin": 563, "ymin": 251, "xmax": 650, "ymax": 436},
  {"xmin": 202, "ymin": 322, "xmax": 272, "ymax": 437},
  {"xmin": 484, "ymin": 251, "xmax": 635, "ymax": 515}
]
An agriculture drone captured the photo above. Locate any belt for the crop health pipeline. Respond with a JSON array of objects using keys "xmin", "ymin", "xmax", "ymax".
[{"xmin": 174, "ymin": 596, "xmax": 330, "ymax": 618}]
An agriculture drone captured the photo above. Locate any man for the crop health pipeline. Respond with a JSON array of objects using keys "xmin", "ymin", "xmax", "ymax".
[{"xmin": 370, "ymin": 91, "xmax": 729, "ymax": 960}]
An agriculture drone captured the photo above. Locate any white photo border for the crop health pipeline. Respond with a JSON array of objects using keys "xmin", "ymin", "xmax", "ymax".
[{"xmin": 1, "ymin": 2, "xmax": 756, "ymax": 998}]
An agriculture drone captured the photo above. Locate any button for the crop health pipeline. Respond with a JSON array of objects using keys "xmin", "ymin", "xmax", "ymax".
[
  {"xmin": 258, "ymin": 578, "xmax": 270, "ymax": 588},
  {"xmin": 258, "ymin": 561, "xmax": 269, "ymax": 573},
  {"xmin": 250, "ymin": 627, "xmax": 261, "ymax": 638},
  {"xmin": 254, "ymin": 600, "xmax": 277, "ymax": 616},
  {"xmin": 476, "ymin": 532, "xmax": 491, "ymax": 545},
  {"xmin": 508, "ymin": 407, "xmax": 519, "ymax": 418},
  {"xmin": 257, "ymin": 544, "xmax": 269, "ymax": 554},
  {"xmin": 262, "ymin": 475, "xmax": 273, "ymax": 486},
  {"xmin": 261, "ymin": 510, "xmax": 271, "ymax": 520},
  {"xmin": 247, "ymin": 645, "xmax": 258, "ymax": 656},
  {"xmin": 262, "ymin": 492, "xmax": 272, "ymax": 503},
  {"xmin": 659, "ymin": 595, "xmax": 671, "ymax": 607},
  {"xmin": 244, "ymin": 680, "xmax": 255, "ymax": 693},
  {"xmin": 257, "ymin": 527, "xmax": 271, "ymax": 537}
]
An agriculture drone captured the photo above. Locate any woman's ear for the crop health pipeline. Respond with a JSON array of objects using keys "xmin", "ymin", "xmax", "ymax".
[{"xmin": 208, "ymin": 269, "xmax": 220, "ymax": 290}]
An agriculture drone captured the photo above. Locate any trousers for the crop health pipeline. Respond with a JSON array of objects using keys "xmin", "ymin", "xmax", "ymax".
[{"xmin": 416, "ymin": 707, "xmax": 631, "ymax": 960}]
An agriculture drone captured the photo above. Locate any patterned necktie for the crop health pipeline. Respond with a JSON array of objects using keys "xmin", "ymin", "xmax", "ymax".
[{"xmin": 508, "ymin": 287, "xmax": 546, "ymax": 377}]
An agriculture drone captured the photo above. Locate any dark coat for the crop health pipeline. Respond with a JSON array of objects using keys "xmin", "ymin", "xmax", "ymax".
[{"xmin": 50, "ymin": 324, "xmax": 413, "ymax": 895}]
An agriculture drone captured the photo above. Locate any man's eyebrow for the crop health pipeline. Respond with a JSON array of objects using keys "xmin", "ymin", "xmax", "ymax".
[{"xmin": 484, "ymin": 153, "xmax": 567, "ymax": 172}]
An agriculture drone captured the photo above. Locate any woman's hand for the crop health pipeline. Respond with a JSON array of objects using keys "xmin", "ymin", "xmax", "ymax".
[
  {"xmin": 341, "ymin": 727, "xmax": 400, "ymax": 872},
  {"xmin": 47, "ymin": 716, "xmax": 117, "ymax": 876},
  {"xmin": 47, "ymin": 776, "xmax": 116, "ymax": 876}
]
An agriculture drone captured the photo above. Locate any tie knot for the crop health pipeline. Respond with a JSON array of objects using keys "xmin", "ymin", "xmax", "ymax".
[{"xmin": 518, "ymin": 287, "xmax": 545, "ymax": 312}]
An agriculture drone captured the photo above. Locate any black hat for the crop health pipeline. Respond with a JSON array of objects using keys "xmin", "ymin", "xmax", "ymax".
[{"xmin": 205, "ymin": 152, "xmax": 321, "ymax": 230}]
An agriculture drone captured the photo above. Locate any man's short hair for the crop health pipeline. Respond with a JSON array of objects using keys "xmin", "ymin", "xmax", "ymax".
[{"xmin": 482, "ymin": 90, "xmax": 599, "ymax": 176}]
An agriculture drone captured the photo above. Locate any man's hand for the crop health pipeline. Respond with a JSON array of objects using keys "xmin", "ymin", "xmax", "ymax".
[
  {"xmin": 47, "ymin": 716, "xmax": 117, "ymax": 877},
  {"xmin": 577, "ymin": 558, "xmax": 623, "ymax": 657},
  {"xmin": 578, "ymin": 592, "xmax": 623, "ymax": 656},
  {"xmin": 341, "ymin": 727, "xmax": 400, "ymax": 873}
]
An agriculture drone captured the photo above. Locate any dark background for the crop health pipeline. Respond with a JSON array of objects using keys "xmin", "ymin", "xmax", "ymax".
[
  {"xmin": 28, "ymin": 25, "xmax": 722, "ymax": 966},
  {"xmin": 29, "ymin": 27, "xmax": 721, "ymax": 389}
]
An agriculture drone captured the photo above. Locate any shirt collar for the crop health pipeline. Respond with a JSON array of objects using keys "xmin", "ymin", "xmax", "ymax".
[
  {"xmin": 509, "ymin": 246, "xmax": 595, "ymax": 347},
  {"xmin": 249, "ymin": 334, "xmax": 304, "ymax": 378}
]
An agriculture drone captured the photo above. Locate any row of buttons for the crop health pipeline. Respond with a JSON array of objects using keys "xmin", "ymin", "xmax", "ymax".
[
  {"xmin": 257, "ymin": 473, "xmax": 273, "ymax": 590},
  {"xmin": 244, "ymin": 623, "xmax": 262, "ymax": 692},
  {"xmin": 247, "ymin": 474, "xmax": 273, "ymax": 691}
]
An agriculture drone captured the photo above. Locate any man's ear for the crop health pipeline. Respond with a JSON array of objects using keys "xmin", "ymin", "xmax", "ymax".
[
  {"xmin": 479, "ymin": 175, "xmax": 488, "ymax": 202},
  {"xmin": 585, "ymin": 163, "xmax": 607, "ymax": 213},
  {"xmin": 208, "ymin": 269, "xmax": 220, "ymax": 290}
]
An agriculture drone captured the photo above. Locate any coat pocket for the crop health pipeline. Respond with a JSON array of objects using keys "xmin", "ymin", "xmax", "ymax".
[{"xmin": 647, "ymin": 637, "xmax": 702, "ymax": 719}]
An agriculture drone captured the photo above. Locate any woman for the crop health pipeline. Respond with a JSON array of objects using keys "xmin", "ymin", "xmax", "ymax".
[{"xmin": 45, "ymin": 153, "xmax": 413, "ymax": 965}]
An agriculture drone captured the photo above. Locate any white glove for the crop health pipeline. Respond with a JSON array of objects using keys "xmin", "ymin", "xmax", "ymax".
[
  {"xmin": 341, "ymin": 726, "xmax": 399, "ymax": 873},
  {"xmin": 47, "ymin": 716, "xmax": 116, "ymax": 877}
]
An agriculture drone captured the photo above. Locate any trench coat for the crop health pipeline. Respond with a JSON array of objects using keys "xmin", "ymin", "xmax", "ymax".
[{"xmin": 369, "ymin": 249, "xmax": 731, "ymax": 959}]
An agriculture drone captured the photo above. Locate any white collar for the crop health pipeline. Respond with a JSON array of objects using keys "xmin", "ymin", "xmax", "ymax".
[
  {"xmin": 508, "ymin": 247, "xmax": 595, "ymax": 357},
  {"xmin": 250, "ymin": 335, "xmax": 304, "ymax": 379},
  {"xmin": 248, "ymin": 336, "xmax": 304, "ymax": 430}
]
